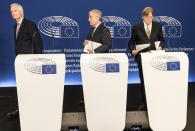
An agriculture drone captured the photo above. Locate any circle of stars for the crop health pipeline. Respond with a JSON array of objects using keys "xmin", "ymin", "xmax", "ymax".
[
  {"xmin": 117, "ymin": 27, "xmax": 127, "ymax": 37},
  {"xmin": 168, "ymin": 27, "xmax": 178, "ymax": 37},
  {"xmin": 65, "ymin": 27, "xmax": 74, "ymax": 37}
]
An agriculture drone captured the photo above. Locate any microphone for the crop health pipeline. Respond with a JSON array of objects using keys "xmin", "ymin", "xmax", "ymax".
[
  {"xmin": 51, "ymin": 29, "xmax": 57, "ymax": 53},
  {"xmin": 32, "ymin": 31, "xmax": 37, "ymax": 54},
  {"xmin": 51, "ymin": 31, "xmax": 54, "ymax": 51},
  {"xmin": 91, "ymin": 27, "xmax": 95, "ymax": 54},
  {"xmin": 110, "ymin": 33, "xmax": 113, "ymax": 53},
  {"xmin": 163, "ymin": 30, "xmax": 170, "ymax": 51}
]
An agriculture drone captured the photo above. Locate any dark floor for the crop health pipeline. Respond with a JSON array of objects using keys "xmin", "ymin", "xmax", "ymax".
[{"xmin": 0, "ymin": 83, "xmax": 195, "ymax": 131}]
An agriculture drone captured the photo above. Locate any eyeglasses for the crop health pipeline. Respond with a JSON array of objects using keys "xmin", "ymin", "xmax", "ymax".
[{"xmin": 144, "ymin": 16, "xmax": 153, "ymax": 20}]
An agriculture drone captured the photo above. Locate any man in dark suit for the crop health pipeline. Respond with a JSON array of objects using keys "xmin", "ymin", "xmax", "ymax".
[
  {"xmin": 11, "ymin": 3, "xmax": 43, "ymax": 56},
  {"xmin": 83, "ymin": 9, "xmax": 112, "ymax": 53},
  {"xmin": 8, "ymin": 3, "xmax": 43, "ymax": 119},
  {"xmin": 128, "ymin": 7, "xmax": 165, "ymax": 110},
  {"xmin": 79, "ymin": 9, "xmax": 112, "ymax": 107}
]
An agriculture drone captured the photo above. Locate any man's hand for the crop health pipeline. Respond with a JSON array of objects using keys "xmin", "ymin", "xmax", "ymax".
[
  {"xmin": 87, "ymin": 49, "xmax": 93, "ymax": 54},
  {"xmin": 157, "ymin": 46, "xmax": 162, "ymax": 50},
  {"xmin": 83, "ymin": 40, "xmax": 89, "ymax": 46},
  {"xmin": 132, "ymin": 50, "xmax": 138, "ymax": 55}
]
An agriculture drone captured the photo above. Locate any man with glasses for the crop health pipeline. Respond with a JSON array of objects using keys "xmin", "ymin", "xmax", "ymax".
[{"xmin": 128, "ymin": 7, "xmax": 165, "ymax": 110}]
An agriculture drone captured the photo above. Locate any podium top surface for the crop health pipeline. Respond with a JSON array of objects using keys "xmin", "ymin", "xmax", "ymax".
[
  {"xmin": 81, "ymin": 53, "xmax": 128, "ymax": 64},
  {"xmin": 81, "ymin": 53, "xmax": 128, "ymax": 59},
  {"xmin": 15, "ymin": 54, "xmax": 65, "ymax": 64}
]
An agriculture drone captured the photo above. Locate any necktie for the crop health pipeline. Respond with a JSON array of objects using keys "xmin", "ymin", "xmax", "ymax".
[
  {"xmin": 146, "ymin": 25, "xmax": 150, "ymax": 39},
  {"xmin": 92, "ymin": 27, "xmax": 95, "ymax": 37},
  {"xmin": 16, "ymin": 23, "xmax": 20, "ymax": 39}
]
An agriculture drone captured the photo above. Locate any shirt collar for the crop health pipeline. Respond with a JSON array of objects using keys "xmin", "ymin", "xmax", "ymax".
[
  {"xmin": 143, "ymin": 21, "xmax": 152, "ymax": 27},
  {"xmin": 94, "ymin": 22, "xmax": 101, "ymax": 29},
  {"xmin": 18, "ymin": 17, "xmax": 24, "ymax": 25}
]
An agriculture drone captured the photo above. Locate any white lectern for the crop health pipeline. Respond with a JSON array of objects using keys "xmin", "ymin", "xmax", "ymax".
[
  {"xmin": 80, "ymin": 53, "xmax": 128, "ymax": 131},
  {"xmin": 141, "ymin": 51, "xmax": 188, "ymax": 131},
  {"xmin": 15, "ymin": 54, "xmax": 65, "ymax": 131}
]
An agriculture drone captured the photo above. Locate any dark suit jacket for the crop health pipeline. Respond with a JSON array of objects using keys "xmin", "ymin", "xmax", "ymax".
[
  {"xmin": 87, "ymin": 23, "xmax": 112, "ymax": 53},
  {"xmin": 128, "ymin": 21, "xmax": 165, "ymax": 60},
  {"xmin": 14, "ymin": 18, "xmax": 43, "ymax": 55}
]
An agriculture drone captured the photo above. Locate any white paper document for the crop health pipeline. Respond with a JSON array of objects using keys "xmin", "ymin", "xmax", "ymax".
[
  {"xmin": 136, "ymin": 41, "xmax": 160, "ymax": 51},
  {"xmin": 83, "ymin": 41, "xmax": 102, "ymax": 53}
]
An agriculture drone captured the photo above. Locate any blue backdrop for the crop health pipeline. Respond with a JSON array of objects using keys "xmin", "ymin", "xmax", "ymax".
[{"xmin": 0, "ymin": 0, "xmax": 195, "ymax": 87}]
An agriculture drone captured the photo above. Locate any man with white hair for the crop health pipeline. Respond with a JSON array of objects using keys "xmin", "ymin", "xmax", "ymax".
[
  {"xmin": 8, "ymin": 3, "xmax": 43, "ymax": 119},
  {"xmin": 83, "ymin": 9, "xmax": 112, "ymax": 53},
  {"xmin": 10, "ymin": 3, "xmax": 43, "ymax": 56},
  {"xmin": 79, "ymin": 9, "xmax": 112, "ymax": 107}
]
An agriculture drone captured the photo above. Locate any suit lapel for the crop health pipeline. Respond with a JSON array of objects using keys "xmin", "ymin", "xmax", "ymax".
[
  {"xmin": 90, "ymin": 27, "xmax": 95, "ymax": 38},
  {"xmin": 150, "ymin": 21, "xmax": 155, "ymax": 39},
  {"xmin": 92, "ymin": 23, "xmax": 102, "ymax": 37},
  {"xmin": 16, "ymin": 18, "xmax": 25, "ymax": 40}
]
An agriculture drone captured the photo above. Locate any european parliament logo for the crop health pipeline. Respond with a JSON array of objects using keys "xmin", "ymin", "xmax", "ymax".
[
  {"xmin": 151, "ymin": 55, "xmax": 180, "ymax": 71},
  {"xmin": 38, "ymin": 16, "xmax": 79, "ymax": 38},
  {"xmin": 89, "ymin": 57, "xmax": 120, "ymax": 73},
  {"xmin": 164, "ymin": 25, "xmax": 182, "ymax": 37},
  {"xmin": 25, "ymin": 58, "xmax": 57, "ymax": 74},
  {"xmin": 102, "ymin": 16, "xmax": 131, "ymax": 38},
  {"xmin": 42, "ymin": 65, "xmax": 56, "ymax": 74},
  {"xmin": 167, "ymin": 61, "xmax": 180, "ymax": 71},
  {"xmin": 106, "ymin": 63, "xmax": 119, "ymax": 73},
  {"xmin": 153, "ymin": 16, "xmax": 182, "ymax": 38}
]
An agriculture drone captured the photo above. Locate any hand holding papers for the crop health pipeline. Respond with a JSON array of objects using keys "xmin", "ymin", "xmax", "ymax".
[
  {"xmin": 136, "ymin": 41, "xmax": 161, "ymax": 52},
  {"xmin": 83, "ymin": 41, "xmax": 102, "ymax": 53},
  {"xmin": 135, "ymin": 41, "xmax": 162, "ymax": 55}
]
